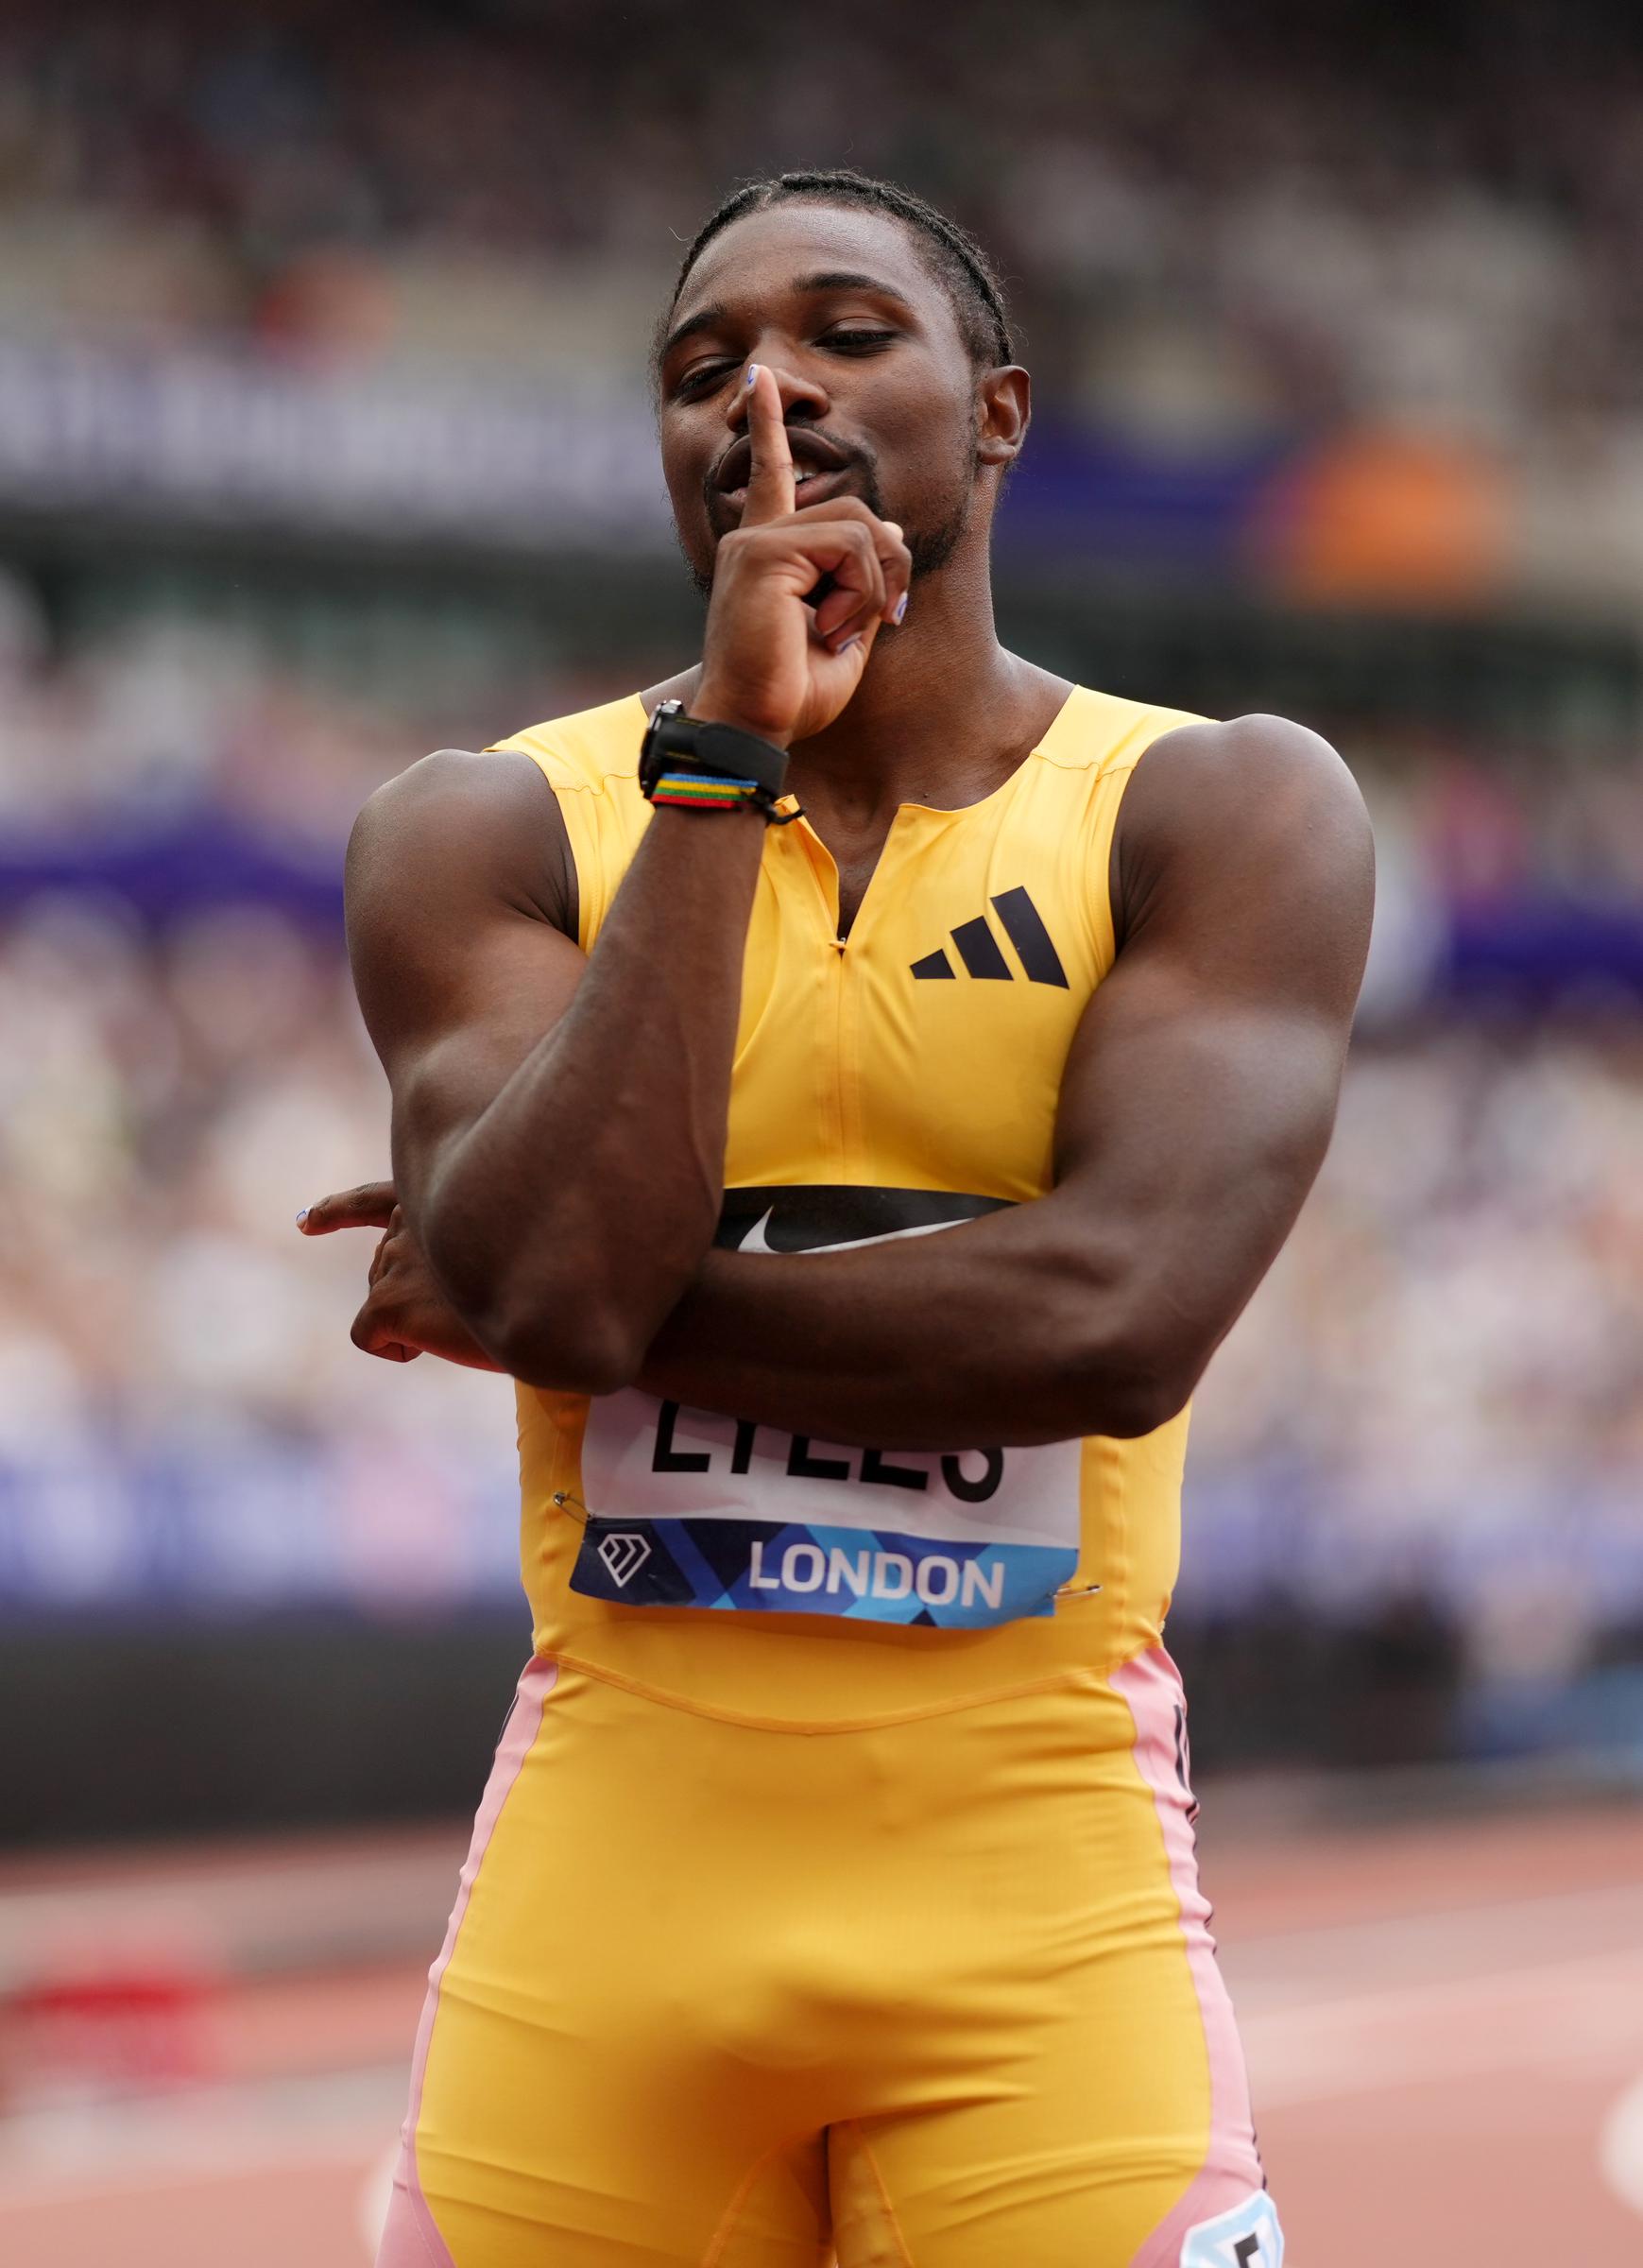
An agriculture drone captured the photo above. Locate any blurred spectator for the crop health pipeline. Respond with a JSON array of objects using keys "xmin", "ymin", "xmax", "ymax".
[
  {"xmin": 2, "ymin": 870, "xmax": 1641, "ymax": 1719},
  {"xmin": 5, "ymin": 577, "xmax": 1642, "ymax": 928},
  {"xmin": 0, "ymin": 890, "xmax": 521, "ymax": 1614},
  {"xmin": 2, "ymin": 0, "xmax": 1641, "ymax": 1777},
  {"xmin": 0, "ymin": 0, "xmax": 1635, "ymax": 459}
]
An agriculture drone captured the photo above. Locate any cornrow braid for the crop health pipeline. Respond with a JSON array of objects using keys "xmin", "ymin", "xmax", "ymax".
[{"xmin": 659, "ymin": 169, "xmax": 1016, "ymax": 375}]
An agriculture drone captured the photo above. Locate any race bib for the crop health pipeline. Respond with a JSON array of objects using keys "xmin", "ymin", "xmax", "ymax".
[{"xmin": 570, "ymin": 1188, "xmax": 1086, "ymax": 1630}]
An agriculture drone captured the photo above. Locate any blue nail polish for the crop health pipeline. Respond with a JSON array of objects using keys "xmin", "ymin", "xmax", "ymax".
[
  {"xmin": 744, "ymin": 364, "xmax": 760, "ymax": 388},
  {"xmin": 893, "ymin": 593, "xmax": 910, "ymax": 624}
]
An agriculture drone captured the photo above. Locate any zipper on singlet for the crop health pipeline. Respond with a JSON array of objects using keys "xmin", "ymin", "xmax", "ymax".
[
  {"xmin": 787, "ymin": 819, "xmax": 853, "ymax": 1173},
  {"xmin": 830, "ymin": 929, "xmax": 856, "ymax": 1177}
]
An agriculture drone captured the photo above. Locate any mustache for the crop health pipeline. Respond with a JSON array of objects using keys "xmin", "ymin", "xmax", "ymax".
[{"xmin": 699, "ymin": 448, "xmax": 886, "ymax": 524}]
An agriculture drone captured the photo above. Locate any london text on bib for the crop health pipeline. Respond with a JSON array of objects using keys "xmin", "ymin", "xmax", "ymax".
[{"xmin": 570, "ymin": 1188, "xmax": 1085, "ymax": 1629}]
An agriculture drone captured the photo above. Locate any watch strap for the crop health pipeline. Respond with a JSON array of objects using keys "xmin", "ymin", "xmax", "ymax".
[{"xmin": 640, "ymin": 703, "xmax": 789, "ymax": 805}]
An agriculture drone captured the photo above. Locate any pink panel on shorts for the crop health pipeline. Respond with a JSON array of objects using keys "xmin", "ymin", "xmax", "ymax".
[
  {"xmin": 1109, "ymin": 1646, "xmax": 1272, "ymax": 2268},
  {"xmin": 374, "ymin": 1657, "xmax": 557, "ymax": 2268}
]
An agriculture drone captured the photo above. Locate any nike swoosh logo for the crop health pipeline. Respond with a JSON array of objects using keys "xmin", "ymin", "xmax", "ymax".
[{"xmin": 734, "ymin": 1210, "xmax": 956, "ymax": 1259}]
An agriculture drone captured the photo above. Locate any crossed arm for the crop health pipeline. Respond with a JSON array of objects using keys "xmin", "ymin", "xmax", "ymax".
[{"xmin": 334, "ymin": 714, "xmax": 1373, "ymax": 1449}]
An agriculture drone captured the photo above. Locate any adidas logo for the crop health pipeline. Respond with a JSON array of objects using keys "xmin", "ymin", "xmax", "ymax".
[{"xmin": 911, "ymin": 885, "xmax": 1069, "ymax": 987}]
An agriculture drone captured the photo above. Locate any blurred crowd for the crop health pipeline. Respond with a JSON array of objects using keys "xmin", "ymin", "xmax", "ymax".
[
  {"xmin": 3, "ymin": 578, "xmax": 1642, "ymax": 1720},
  {"xmin": 0, "ymin": 888, "xmax": 521, "ymax": 1614},
  {"xmin": 1185, "ymin": 1021, "xmax": 1643, "ymax": 1727},
  {"xmin": 0, "ymin": 570, "xmax": 572, "ymax": 853},
  {"xmin": 5, "ymin": 577, "xmax": 1643, "ymax": 926},
  {"xmin": 2, "ymin": 0, "xmax": 1641, "ymax": 1778},
  {"xmin": 3, "ymin": 875, "xmax": 1640, "ymax": 1752},
  {"xmin": 0, "ymin": 0, "xmax": 1635, "ymax": 457},
  {"xmin": 1, "ymin": 590, "xmax": 1640, "ymax": 1766}
]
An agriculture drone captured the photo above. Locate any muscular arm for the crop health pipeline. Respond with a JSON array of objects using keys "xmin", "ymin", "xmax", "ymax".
[
  {"xmin": 347, "ymin": 747, "xmax": 762, "ymax": 1392},
  {"xmin": 345, "ymin": 370, "xmax": 911, "ymax": 1394},
  {"xmin": 637, "ymin": 714, "xmax": 1374, "ymax": 1449}
]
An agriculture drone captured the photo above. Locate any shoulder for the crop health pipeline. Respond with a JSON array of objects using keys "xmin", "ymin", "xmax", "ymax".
[
  {"xmin": 351, "ymin": 745, "xmax": 565, "ymax": 869},
  {"xmin": 1113, "ymin": 712, "xmax": 1374, "ymax": 966},
  {"xmin": 1120, "ymin": 711, "xmax": 1372, "ymax": 884},
  {"xmin": 348, "ymin": 745, "xmax": 575, "ymax": 935},
  {"xmin": 1134, "ymin": 709, "xmax": 1362, "ymax": 808}
]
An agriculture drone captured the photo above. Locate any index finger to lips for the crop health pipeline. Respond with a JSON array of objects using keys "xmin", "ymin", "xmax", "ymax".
[{"xmin": 740, "ymin": 365, "xmax": 795, "ymax": 525}]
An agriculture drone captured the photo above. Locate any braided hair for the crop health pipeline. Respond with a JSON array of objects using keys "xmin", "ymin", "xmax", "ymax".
[{"xmin": 659, "ymin": 169, "xmax": 1016, "ymax": 375}]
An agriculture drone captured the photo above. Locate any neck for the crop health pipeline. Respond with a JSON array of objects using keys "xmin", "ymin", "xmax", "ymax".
[
  {"xmin": 787, "ymin": 542, "xmax": 1046, "ymax": 823},
  {"xmin": 662, "ymin": 533, "xmax": 1070, "ymax": 832}
]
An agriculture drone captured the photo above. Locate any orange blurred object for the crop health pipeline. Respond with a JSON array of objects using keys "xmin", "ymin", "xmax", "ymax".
[{"xmin": 1255, "ymin": 427, "xmax": 1511, "ymax": 607}]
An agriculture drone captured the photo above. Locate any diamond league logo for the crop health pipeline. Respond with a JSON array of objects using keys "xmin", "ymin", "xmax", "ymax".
[
  {"xmin": 1179, "ymin": 2191, "xmax": 1283, "ymax": 2267},
  {"xmin": 598, "ymin": 1531, "xmax": 652, "ymax": 1588}
]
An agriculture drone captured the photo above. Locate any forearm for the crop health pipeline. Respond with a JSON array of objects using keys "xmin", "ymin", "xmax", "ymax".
[
  {"xmin": 638, "ymin": 1195, "xmax": 1172, "ymax": 1449},
  {"xmin": 633, "ymin": 715, "xmax": 1367, "ymax": 1442},
  {"xmin": 418, "ymin": 807, "xmax": 764, "ymax": 1388}
]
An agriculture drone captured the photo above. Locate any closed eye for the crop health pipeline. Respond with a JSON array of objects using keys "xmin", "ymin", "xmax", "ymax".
[
  {"xmin": 823, "ymin": 328, "xmax": 897, "ymax": 353},
  {"xmin": 673, "ymin": 358, "xmax": 737, "ymax": 400},
  {"xmin": 672, "ymin": 329, "xmax": 897, "ymax": 401}
]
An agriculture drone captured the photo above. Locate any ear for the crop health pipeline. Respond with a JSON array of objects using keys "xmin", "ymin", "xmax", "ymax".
[{"xmin": 976, "ymin": 366, "xmax": 1030, "ymax": 469}]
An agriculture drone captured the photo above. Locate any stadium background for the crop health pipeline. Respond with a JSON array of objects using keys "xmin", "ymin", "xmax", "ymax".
[{"xmin": 3, "ymin": 3, "xmax": 1642, "ymax": 2261}]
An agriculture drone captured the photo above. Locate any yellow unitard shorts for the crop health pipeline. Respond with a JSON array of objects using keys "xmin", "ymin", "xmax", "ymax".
[{"xmin": 376, "ymin": 1649, "xmax": 1278, "ymax": 2268}]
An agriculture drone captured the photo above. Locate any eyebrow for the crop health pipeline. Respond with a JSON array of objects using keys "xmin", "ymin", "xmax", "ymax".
[
  {"xmin": 660, "ymin": 271, "xmax": 917, "ymax": 363},
  {"xmin": 794, "ymin": 270, "xmax": 916, "ymax": 309}
]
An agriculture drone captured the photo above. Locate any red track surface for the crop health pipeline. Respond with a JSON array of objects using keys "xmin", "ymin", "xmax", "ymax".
[{"xmin": 4, "ymin": 1796, "xmax": 1641, "ymax": 2265}]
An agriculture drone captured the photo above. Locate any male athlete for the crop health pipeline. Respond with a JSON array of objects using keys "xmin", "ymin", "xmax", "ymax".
[{"xmin": 303, "ymin": 172, "xmax": 1372, "ymax": 2268}]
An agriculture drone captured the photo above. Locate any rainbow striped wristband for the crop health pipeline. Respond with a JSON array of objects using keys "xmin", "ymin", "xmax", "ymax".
[{"xmin": 648, "ymin": 768, "xmax": 762, "ymax": 812}]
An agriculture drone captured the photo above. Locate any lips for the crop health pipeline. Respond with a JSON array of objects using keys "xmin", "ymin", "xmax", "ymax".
[
  {"xmin": 717, "ymin": 465, "xmax": 856, "ymax": 517},
  {"xmin": 712, "ymin": 427, "xmax": 853, "ymax": 500}
]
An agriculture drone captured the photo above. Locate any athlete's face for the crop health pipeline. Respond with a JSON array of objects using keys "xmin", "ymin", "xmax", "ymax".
[{"xmin": 656, "ymin": 203, "xmax": 1023, "ymax": 593}]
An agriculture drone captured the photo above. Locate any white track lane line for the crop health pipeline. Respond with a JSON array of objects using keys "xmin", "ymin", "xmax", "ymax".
[
  {"xmin": 0, "ymin": 2068, "xmax": 403, "ymax": 2209},
  {"xmin": 1600, "ymin": 2070, "xmax": 1643, "ymax": 2220},
  {"xmin": 1240, "ymin": 1947, "xmax": 1643, "ymax": 2108},
  {"xmin": 358, "ymin": 2137, "xmax": 398, "ymax": 2258},
  {"xmin": 1220, "ymin": 1879, "xmax": 1643, "ymax": 2002}
]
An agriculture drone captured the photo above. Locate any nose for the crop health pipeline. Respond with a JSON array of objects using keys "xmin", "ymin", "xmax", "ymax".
[{"xmin": 723, "ymin": 356, "xmax": 831, "ymax": 437}]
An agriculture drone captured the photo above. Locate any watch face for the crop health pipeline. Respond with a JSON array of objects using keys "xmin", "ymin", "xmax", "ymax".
[{"xmin": 640, "ymin": 700, "xmax": 689, "ymax": 793}]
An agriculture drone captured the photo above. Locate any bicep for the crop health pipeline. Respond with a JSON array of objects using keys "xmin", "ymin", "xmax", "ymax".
[
  {"xmin": 345, "ymin": 750, "xmax": 587, "ymax": 1207},
  {"xmin": 1053, "ymin": 975, "xmax": 1349, "ymax": 1356},
  {"xmin": 1053, "ymin": 715, "xmax": 1374, "ymax": 1369}
]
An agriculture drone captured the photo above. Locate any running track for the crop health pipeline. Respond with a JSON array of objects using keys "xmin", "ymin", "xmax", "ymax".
[{"xmin": 2, "ymin": 1794, "xmax": 1640, "ymax": 2264}]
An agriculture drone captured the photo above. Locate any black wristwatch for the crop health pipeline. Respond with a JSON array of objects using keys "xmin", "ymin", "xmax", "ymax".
[{"xmin": 638, "ymin": 700, "xmax": 794, "ymax": 818}]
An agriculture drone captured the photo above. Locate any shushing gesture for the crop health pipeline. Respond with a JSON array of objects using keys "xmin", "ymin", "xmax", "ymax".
[{"xmin": 696, "ymin": 365, "xmax": 912, "ymax": 748}]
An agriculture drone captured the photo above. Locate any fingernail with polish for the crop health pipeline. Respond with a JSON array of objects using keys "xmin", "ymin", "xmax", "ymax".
[{"xmin": 893, "ymin": 593, "xmax": 910, "ymax": 624}]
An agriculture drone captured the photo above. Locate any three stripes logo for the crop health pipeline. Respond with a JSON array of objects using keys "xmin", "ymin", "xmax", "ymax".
[{"xmin": 910, "ymin": 885, "xmax": 1069, "ymax": 988}]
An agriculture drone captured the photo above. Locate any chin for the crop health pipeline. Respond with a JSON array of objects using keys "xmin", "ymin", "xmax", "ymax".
[{"xmin": 674, "ymin": 526, "xmax": 716, "ymax": 599}]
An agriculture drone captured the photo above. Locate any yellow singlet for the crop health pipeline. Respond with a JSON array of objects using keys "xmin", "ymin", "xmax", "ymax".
[
  {"xmin": 376, "ymin": 686, "xmax": 1280, "ymax": 2268},
  {"xmin": 491, "ymin": 683, "xmax": 1201, "ymax": 1728}
]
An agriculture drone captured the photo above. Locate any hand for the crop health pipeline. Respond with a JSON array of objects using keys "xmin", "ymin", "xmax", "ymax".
[
  {"xmin": 695, "ymin": 365, "xmax": 912, "ymax": 748},
  {"xmin": 298, "ymin": 1181, "xmax": 504, "ymax": 1371}
]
